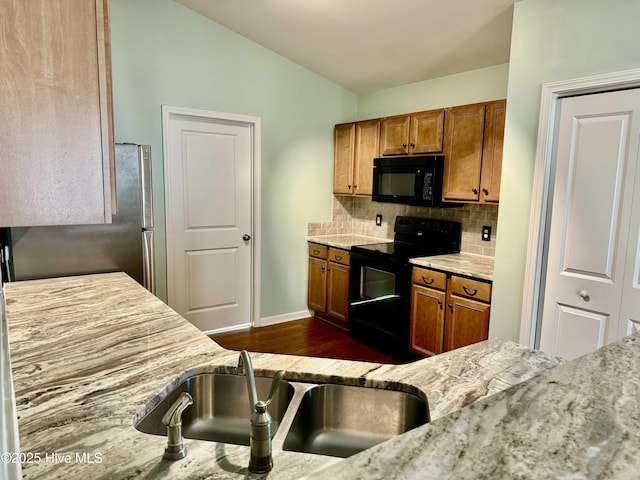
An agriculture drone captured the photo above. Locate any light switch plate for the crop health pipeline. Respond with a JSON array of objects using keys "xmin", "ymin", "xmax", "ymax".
[{"xmin": 375, "ymin": 214, "xmax": 382, "ymax": 226}]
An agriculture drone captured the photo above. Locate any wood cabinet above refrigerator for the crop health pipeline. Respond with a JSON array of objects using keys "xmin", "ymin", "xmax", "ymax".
[{"xmin": 0, "ymin": 0, "xmax": 115, "ymax": 227}]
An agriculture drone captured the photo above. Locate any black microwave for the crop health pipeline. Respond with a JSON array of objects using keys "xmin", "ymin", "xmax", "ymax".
[{"xmin": 372, "ymin": 156, "xmax": 455, "ymax": 207}]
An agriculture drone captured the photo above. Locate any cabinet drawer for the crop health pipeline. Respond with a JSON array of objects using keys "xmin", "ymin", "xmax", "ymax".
[
  {"xmin": 449, "ymin": 275, "xmax": 492, "ymax": 303},
  {"xmin": 308, "ymin": 243, "xmax": 328, "ymax": 259},
  {"xmin": 328, "ymin": 248, "xmax": 350, "ymax": 265},
  {"xmin": 412, "ymin": 267, "xmax": 447, "ymax": 291}
]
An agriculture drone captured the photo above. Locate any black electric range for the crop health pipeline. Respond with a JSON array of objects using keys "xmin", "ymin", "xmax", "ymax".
[{"xmin": 348, "ymin": 216, "xmax": 461, "ymax": 360}]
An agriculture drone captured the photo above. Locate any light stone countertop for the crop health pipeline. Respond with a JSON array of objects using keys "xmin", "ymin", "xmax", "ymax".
[
  {"xmin": 411, "ymin": 252, "xmax": 495, "ymax": 281},
  {"xmin": 307, "ymin": 332, "xmax": 640, "ymax": 480},
  {"xmin": 4, "ymin": 273, "xmax": 561, "ymax": 479},
  {"xmin": 307, "ymin": 234, "xmax": 391, "ymax": 250},
  {"xmin": 307, "ymin": 237, "xmax": 494, "ymax": 280}
]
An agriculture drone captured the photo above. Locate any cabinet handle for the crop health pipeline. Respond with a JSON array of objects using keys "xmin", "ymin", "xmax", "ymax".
[
  {"xmin": 321, "ymin": 266, "xmax": 325, "ymax": 272},
  {"xmin": 462, "ymin": 286, "xmax": 478, "ymax": 296},
  {"xmin": 482, "ymin": 188, "xmax": 489, "ymax": 195},
  {"xmin": 410, "ymin": 143, "xmax": 415, "ymax": 148},
  {"xmin": 437, "ymin": 300, "xmax": 443, "ymax": 309},
  {"xmin": 313, "ymin": 249, "xmax": 320, "ymax": 255},
  {"xmin": 348, "ymin": 184, "xmax": 352, "ymax": 189},
  {"xmin": 335, "ymin": 255, "xmax": 343, "ymax": 261},
  {"xmin": 472, "ymin": 188, "xmax": 479, "ymax": 194},
  {"xmin": 402, "ymin": 143, "xmax": 407, "ymax": 148},
  {"xmin": 421, "ymin": 276, "xmax": 435, "ymax": 285}
]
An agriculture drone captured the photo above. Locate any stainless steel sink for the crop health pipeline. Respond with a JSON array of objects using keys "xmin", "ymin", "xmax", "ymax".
[
  {"xmin": 135, "ymin": 373, "xmax": 294, "ymax": 446},
  {"xmin": 282, "ymin": 384, "xmax": 429, "ymax": 458},
  {"xmin": 136, "ymin": 373, "xmax": 429, "ymax": 459}
]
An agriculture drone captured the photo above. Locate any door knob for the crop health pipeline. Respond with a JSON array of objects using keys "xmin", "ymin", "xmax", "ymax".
[
  {"xmin": 243, "ymin": 234, "xmax": 251, "ymax": 241},
  {"xmin": 578, "ymin": 290, "xmax": 590, "ymax": 301}
]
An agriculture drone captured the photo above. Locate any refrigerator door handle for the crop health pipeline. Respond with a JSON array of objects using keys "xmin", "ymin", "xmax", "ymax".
[
  {"xmin": 143, "ymin": 230, "xmax": 156, "ymax": 294},
  {"xmin": 140, "ymin": 145, "xmax": 154, "ymax": 230}
]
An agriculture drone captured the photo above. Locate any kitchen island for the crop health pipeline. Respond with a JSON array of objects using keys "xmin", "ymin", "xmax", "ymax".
[
  {"xmin": 309, "ymin": 333, "xmax": 640, "ymax": 479},
  {"xmin": 5, "ymin": 273, "xmax": 562, "ymax": 478}
]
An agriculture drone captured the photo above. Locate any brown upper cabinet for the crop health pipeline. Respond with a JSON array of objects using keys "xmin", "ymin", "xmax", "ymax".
[
  {"xmin": 442, "ymin": 100, "xmax": 506, "ymax": 203},
  {"xmin": 0, "ymin": 0, "xmax": 115, "ymax": 227},
  {"xmin": 334, "ymin": 119, "xmax": 380, "ymax": 196},
  {"xmin": 480, "ymin": 100, "xmax": 506, "ymax": 203},
  {"xmin": 380, "ymin": 109, "xmax": 445, "ymax": 156},
  {"xmin": 333, "ymin": 100, "xmax": 504, "ymax": 201}
]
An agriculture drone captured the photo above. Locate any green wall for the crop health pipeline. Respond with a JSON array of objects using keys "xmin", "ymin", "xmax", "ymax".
[
  {"xmin": 491, "ymin": 0, "xmax": 640, "ymax": 342},
  {"xmin": 110, "ymin": 0, "xmax": 640, "ymax": 337},
  {"xmin": 109, "ymin": 0, "xmax": 357, "ymax": 316},
  {"xmin": 357, "ymin": 63, "xmax": 509, "ymax": 119}
]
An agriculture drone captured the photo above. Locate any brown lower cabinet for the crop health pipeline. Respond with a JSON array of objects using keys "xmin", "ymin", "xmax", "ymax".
[
  {"xmin": 410, "ymin": 266, "xmax": 491, "ymax": 357},
  {"xmin": 307, "ymin": 243, "xmax": 350, "ymax": 331}
]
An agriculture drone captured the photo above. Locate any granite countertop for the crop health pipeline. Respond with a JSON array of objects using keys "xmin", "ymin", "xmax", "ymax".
[
  {"xmin": 1, "ymin": 286, "xmax": 21, "ymax": 480},
  {"xmin": 307, "ymin": 234, "xmax": 391, "ymax": 250},
  {"xmin": 308, "ymin": 332, "xmax": 640, "ymax": 479},
  {"xmin": 411, "ymin": 252, "xmax": 495, "ymax": 281},
  {"xmin": 307, "ymin": 237, "xmax": 494, "ymax": 281},
  {"xmin": 4, "ymin": 273, "xmax": 561, "ymax": 479}
]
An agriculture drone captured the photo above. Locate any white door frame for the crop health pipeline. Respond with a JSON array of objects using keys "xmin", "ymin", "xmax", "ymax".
[
  {"xmin": 520, "ymin": 68, "xmax": 640, "ymax": 348},
  {"xmin": 161, "ymin": 105, "xmax": 262, "ymax": 328}
]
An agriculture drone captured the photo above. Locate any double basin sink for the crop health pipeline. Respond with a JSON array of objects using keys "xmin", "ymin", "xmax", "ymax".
[{"xmin": 135, "ymin": 372, "xmax": 429, "ymax": 458}]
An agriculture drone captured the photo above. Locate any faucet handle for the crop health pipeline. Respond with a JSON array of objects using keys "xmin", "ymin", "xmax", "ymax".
[{"xmin": 263, "ymin": 371, "xmax": 285, "ymax": 408}]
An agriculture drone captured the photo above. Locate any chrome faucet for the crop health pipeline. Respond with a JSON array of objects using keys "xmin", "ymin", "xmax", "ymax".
[
  {"xmin": 161, "ymin": 392, "xmax": 193, "ymax": 460},
  {"xmin": 237, "ymin": 350, "xmax": 285, "ymax": 473}
]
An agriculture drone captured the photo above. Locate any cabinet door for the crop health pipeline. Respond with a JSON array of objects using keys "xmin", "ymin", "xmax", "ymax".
[
  {"xmin": 410, "ymin": 109, "xmax": 445, "ymax": 154},
  {"xmin": 333, "ymin": 123, "xmax": 355, "ymax": 195},
  {"xmin": 308, "ymin": 257, "xmax": 327, "ymax": 313},
  {"xmin": 0, "ymin": 0, "xmax": 114, "ymax": 227},
  {"xmin": 480, "ymin": 100, "xmax": 506, "ymax": 203},
  {"xmin": 410, "ymin": 284, "xmax": 446, "ymax": 357},
  {"xmin": 326, "ymin": 262, "xmax": 350, "ymax": 330},
  {"xmin": 380, "ymin": 115, "xmax": 411, "ymax": 156},
  {"xmin": 353, "ymin": 120, "xmax": 380, "ymax": 196},
  {"xmin": 442, "ymin": 104, "xmax": 486, "ymax": 202},
  {"xmin": 444, "ymin": 294, "xmax": 490, "ymax": 351}
]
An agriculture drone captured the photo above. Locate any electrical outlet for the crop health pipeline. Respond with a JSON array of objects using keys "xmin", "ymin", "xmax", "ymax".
[
  {"xmin": 482, "ymin": 226, "xmax": 492, "ymax": 242},
  {"xmin": 375, "ymin": 214, "xmax": 382, "ymax": 226}
]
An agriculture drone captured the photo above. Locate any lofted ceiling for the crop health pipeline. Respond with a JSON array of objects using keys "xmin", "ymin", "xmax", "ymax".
[{"xmin": 175, "ymin": 0, "xmax": 517, "ymax": 94}]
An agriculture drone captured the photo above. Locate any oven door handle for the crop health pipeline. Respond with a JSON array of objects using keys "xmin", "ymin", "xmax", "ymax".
[{"xmin": 350, "ymin": 294, "xmax": 401, "ymax": 307}]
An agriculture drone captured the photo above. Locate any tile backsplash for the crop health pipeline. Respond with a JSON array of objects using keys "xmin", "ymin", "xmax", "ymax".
[{"xmin": 308, "ymin": 196, "xmax": 498, "ymax": 256}]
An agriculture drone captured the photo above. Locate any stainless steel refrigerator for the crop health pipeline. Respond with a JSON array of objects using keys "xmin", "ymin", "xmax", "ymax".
[{"xmin": 5, "ymin": 144, "xmax": 155, "ymax": 293}]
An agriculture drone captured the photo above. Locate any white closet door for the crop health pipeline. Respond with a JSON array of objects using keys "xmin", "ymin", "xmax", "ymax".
[{"xmin": 540, "ymin": 88, "xmax": 640, "ymax": 360}]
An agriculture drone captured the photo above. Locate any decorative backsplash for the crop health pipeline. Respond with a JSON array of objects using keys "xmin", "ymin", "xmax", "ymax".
[{"xmin": 308, "ymin": 196, "xmax": 498, "ymax": 256}]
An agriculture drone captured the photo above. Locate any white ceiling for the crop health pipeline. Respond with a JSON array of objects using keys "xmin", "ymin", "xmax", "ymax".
[{"xmin": 175, "ymin": 0, "xmax": 517, "ymax": 94}]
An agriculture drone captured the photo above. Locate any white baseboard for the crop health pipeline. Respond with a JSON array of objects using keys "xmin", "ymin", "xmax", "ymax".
[
  {"xmin": 202, "ymin": 322, "xmax": 251, "ymax": 336},
  {"xmin": 257, "ymin": 309, "xmax": 312, "ymax": 328},
  {"xmin": 202, "ymin": 310, "xmax": 312, "ymax": 335}
]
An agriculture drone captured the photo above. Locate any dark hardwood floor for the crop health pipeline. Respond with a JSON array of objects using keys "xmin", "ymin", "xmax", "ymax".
[{"xmin": 209, "ymin": 317, "xmax": 400, "ymax": 365}]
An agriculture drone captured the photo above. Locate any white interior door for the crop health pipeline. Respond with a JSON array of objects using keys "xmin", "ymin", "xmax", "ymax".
[
  {"xmin": 540, "ymin": 89, "xmax": 640, "ymax": 360},
  {"xmin": 164, "ymin": 108, "xmax": 254, "ymax": 332}
]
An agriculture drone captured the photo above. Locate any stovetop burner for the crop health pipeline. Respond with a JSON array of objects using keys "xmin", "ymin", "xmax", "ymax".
[{"xmin": 351, "ymin": 216, "xmax": 462, "ymax": 260}]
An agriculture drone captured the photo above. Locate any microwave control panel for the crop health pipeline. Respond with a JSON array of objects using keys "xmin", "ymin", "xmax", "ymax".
[{"xmin": 422, "ymin": 171, "xmax": 434, "ymax": 201}]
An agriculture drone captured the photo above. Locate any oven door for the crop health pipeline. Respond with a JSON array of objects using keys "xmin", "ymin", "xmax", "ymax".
[{"xmin": 348, "ymin": 251, "xmax": 412, "ymax": 360}]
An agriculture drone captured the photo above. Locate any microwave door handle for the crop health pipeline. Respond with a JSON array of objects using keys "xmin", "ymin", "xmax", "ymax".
[{"xmin": 414, "ymin": 169, "xmax": 423, "ymax": 199}]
